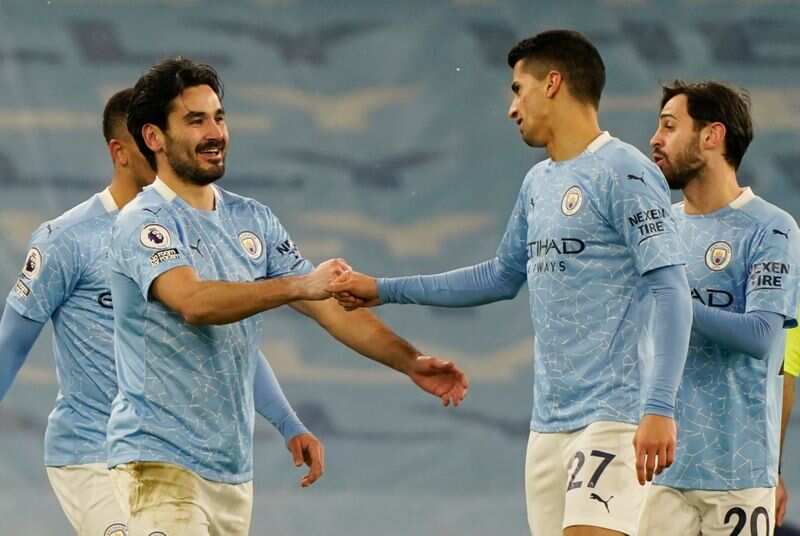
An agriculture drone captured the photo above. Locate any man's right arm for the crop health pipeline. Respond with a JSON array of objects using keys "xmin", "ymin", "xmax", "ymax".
[
  {"xmin": 330, "ymin": 186, "xmax": 530, "ymax": 309},
  {"xmin": 150, "ymin": 259, "xmax": 349, "ymax": 326}
]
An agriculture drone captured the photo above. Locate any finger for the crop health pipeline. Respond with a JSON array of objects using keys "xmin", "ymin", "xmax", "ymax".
[
  {"xmin": 635, "ymin": 445, "xmax": 646, "ymax": 486},
  {"xmin": 440, "ymin": 393, "xmax": 450, "ymax": 407},
  {"xmin": 665, "ymin": 440, "xmax": 675, "ymax": 469},
  {"xmin": 645, "ymin": 447, "xmax": 657, "ymax": 482},
  {"xmin": 288, "ymin": 440, "xmax": 303, "ymax": 467},
  {"xmin": 777, "ymin": 498, "xmax": 786, "ymax": 527},
  {"xmin": 303, "ymin": 443, "xmax": 325, "ymax": 487},
  {"xmin": 654, "ymin": 445, "xmax": 667, "ymax": 475}
]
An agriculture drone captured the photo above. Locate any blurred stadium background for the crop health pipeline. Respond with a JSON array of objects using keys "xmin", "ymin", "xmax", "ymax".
[{"xmin": 0, "ymin": 0, "xmax": 799, "ymax": 534}]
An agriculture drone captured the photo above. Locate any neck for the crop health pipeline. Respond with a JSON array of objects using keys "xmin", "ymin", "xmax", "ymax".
[
  {"xmin": 546, "ymin": 104, "xmax": 602, "ymax": 162},
  {"xmin": 158, "ymin": 166, "xmax": 216, "ymax": 211},
  {"xmin": 108, "ymin": 171, "xmax": 142, "ymax": 209},
  {"xmin": 681, "ymin": 161, "xmax": 743, "ymax": 215}
]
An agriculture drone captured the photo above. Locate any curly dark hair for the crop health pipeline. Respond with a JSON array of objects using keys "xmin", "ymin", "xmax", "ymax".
[{"xmin": 128, "ymin": 57, "xmax": 224, "ymax": 171}]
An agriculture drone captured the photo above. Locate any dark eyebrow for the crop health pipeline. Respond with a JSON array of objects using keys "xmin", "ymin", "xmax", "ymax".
[
  {"xmin": 183, "ymin": 110, "xmax": 206, "ymax": 121},
  {"xmin": 659, "ymin": 113, "xmax": 676, "ymax": 120}
]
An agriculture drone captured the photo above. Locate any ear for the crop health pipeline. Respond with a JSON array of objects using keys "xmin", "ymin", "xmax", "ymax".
[
  {"xmin": 702, "ymin": 122, "xmax": 726, "ymax": 151},
  {"xmin": 142, "ymin": 124, "xmax": 165, "ymax": 153},
  {"xmin": 107, "ymin": 139, "xmax": 125, "ymax": 167},
  {"xmin": 544, "ymin": 70, "xmax": 563, "ymax": 99}
]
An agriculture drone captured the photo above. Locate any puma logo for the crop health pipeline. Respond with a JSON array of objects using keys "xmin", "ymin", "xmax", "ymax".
[
  {"xmin": 590, "ymin": 493, "xmax": 614, "ymax": 513},
  {"xmin": 189, "ymin": 238, "xmax": 203, "ymax": 257},
  {"xmin": 772, "ymin": 228, "xmax": 789, "ymax": 239},
  {"xmin": 143, "ymin": 207, "xmax": 162, "ymax": 216},
  {"xmin": 626, "ymin": 173, "xmax": 644, "ymax": 184}
]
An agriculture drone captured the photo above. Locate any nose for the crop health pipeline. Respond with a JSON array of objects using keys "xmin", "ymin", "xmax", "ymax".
[
  {"xmin": 508, "ymin": 101, "xmax": 518, "ymax": 121},
  {"xmin": 649, "ymin": 130, "xmax": 661, "ymax": 150}
]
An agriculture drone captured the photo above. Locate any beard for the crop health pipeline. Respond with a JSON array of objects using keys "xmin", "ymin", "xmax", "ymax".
[
  {"xmin": 164, "ymin": 135, "xmax": 226, "ymax": 186},
  {"xmin": 658, "ymin": 134, "xmax": 706, "ymax": 190}
]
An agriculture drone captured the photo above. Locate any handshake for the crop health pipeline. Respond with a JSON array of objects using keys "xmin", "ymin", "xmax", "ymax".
[{"xmin": 299, "ymin": 258, "xmax": 382, "ymax": 310}]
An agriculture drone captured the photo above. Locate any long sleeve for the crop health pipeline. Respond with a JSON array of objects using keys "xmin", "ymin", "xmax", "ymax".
[
  {"xmin": 0, "ymin": 304, "xmax": 45, "ymax": 402},
  {"xmin": 642, "ymin": 264, "xmax": 693, "ymax": 418},
  {"xmin": 253, "ymin": 350, "xmax": 308, "ymax": 442},
  {"xmin": 377, "ymin": 257, "xmax": 526, "ymax": 307}
]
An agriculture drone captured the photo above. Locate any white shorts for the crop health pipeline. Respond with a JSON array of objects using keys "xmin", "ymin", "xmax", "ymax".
[
  {"xmin": 110, "ymin": 461, "xmax": 253, "ymax": 536},
  {"xmin": 525, "ymin": 421, "xmax": 646, "ymax": 536},
  {"xmin": 639, "ymin": 484, "xmax": 776, "ymax": 536},
  {"xmin": 46, "ymin": 463, "xmax": 127, "ymax": 536}
]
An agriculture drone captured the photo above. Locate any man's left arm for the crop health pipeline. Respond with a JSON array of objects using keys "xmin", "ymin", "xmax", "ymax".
[{"xmin": 290, "ymin": 299, "xmax": 468, "ymax": 406}]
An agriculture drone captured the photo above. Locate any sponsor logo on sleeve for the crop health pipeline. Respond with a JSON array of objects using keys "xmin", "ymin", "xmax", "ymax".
[
  {"xmin": 561, "ymin": 186, "xmax": 583, "ymax": 216},
  {"xmin": 140, "ymin": 224, "xmax": 171, "ymax": 249},
  {"xmin": 705, "ymin": 241, "xmax": 732, "ymax": 271},
  {"xmin": 749, "ymin": 261, "xmax": 790, "ymax": 290},
  {"xmin": 149, "ymin": 248, "xmax": 180, "ymax": 266},
  {"xmin": 21, "ymin": 247, "xmax": 43, "ymax": 280},
  {"xmin": 628, "ymin": 208, "xmax": 669, "ymax": 244},
  {"xmin": 14, "ymin": 279, "xmax": 30, "ymax": 298},
  {"xmin": 239, "ymin": 231, "xmax": 263, "ymax": 259}
]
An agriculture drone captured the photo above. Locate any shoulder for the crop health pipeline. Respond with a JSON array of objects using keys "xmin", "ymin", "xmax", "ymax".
[
  {"xmin": 30, "ymin": 194, "xmax": 108, "ymax": 247},
  {"xmin": 217, "ymin": 187, "xmax": 279, "ymax": 223},
  {"xmin": 115, "ymin": 188, "xmax": 174, "ymax": 231},
  {"xmin": 592, "ymin": 137, "xmax": 668, "ymax": 194},
  {"xmin": 741, "ymin": 195, "xmax": 798, "ymax": 233}
]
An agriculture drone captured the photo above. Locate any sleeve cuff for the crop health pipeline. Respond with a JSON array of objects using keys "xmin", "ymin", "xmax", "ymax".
[{"xmin": 281, "ymin": 415, "xmax": 309, "ymax": 443}]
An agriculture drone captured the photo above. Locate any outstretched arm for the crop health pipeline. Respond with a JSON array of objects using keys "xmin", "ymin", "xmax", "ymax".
[
  {"xmin": 329, "ymin": 257, "xmax": 526, "ymax": 310},
  {"xmin": 0, "ymin": 305, "xmax": 45, "ymax": 402},
  {"xmin": 150, "ymin": 259, "xmax": 350, "ymax": 326},
  {"xmin": 291, "ymin": 299, "xmax": 469, "ymax": 406}
]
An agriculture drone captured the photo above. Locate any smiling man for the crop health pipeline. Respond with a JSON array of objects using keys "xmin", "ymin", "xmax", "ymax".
[{"xmin": 106, "ymin": 58, "xmax": 468, "ymax": 536}]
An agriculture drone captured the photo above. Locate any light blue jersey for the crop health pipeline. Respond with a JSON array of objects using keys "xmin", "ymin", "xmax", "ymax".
[
  {"xmin": 496, "ymin": 132, "xmax": 684, "ymax": 432},
  {"xmin": 656, "ymin": 189, "xmax": 799, "ymax": 490},
  {"xmin": 107, "ymin": 178, "xmax": 312, "ymax": 484},
  {"xmin": 6, "ymin": 189, "xmax": 119, "ymax": 466}
]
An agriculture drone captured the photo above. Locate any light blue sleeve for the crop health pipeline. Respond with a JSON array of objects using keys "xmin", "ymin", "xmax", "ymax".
[
  {"xmin": 6, "ymin": 226, "xmax": 80, "ymax": 323},
  {"xmin": 111, "ymin": 210, "xmax": 192, "ymax": 300},
  {"xmin": 494, "ymin": 184, "xmax": 530, "ymax": 276},
  {"xmin": 0, "ymin": 304, "xmax": 45, "ymax": 402},
  {"xmin": 607, "ymin": 164, "xmax": 684, "ymax": 275},
  {"xmin": 641, "ymin": 264, "xmax": 692, "ymax": 418},
  {"xmin": 691, "ymin": 305, "xmax": 784, "ymax": 359},
  {"xmin": 253, "ymin": 351, "xmax": 308, "ymax": 442},
  {"xmin": 745, "ymin": 217, "xmax": 800, "ymax": 327},
  {"xmin": 377, "ymin": 257, "xmax": 525, "ymax": 306},
  {"xmin": 263, "ymin": 207, "xmax": 314, "ymax": 278}
]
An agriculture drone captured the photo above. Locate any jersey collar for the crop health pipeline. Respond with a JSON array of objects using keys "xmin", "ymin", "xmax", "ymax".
[
  {"xmin": 729, "ymin": 187, "xmax": 755, "ymax": 209},
  {"xmin": 151, "ymin": 177, "xmax": 222, "ymax": 207},
  {"xmin": 586, "ymin": 131, "xmax": 613, "ymax": 153},
  {"xmin": 98, "ymin": 187, "xmax": 119, "ymax": 213}
]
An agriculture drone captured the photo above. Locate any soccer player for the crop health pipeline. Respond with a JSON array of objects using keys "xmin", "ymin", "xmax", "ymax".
[
  {"xmin": 0, "ymin": 88, "xmax": 155, "ymax": 535},
  {"xmin": 328, "ymin": 30, "xmax": 692, "ymax": 536},
  {"xmin": 638, "ymin": 81, "xmax": 800, "ymax": 535},
  {"xmin": 107, "ymin": 58, "xmax": 469, "ymax": 536},
  {"xmin": 0, "ymin": 88, "xmax": 322, "ymax": 536}
]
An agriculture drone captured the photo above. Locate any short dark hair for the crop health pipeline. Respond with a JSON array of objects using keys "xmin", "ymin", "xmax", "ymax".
[
  {"xmin": 128, "ymin": 57, "xmax": 224, "ymax": 170},
  {"xmin": 102, "ymin": 87, "xmax": 135, "ymax": 143},
  {"xmin": 660, "ymin": 80, "xmax": 753, "ymax": 170},
  {"xmin": 507, "ymin": 29, "xmax": 605, "ymax": 108}
]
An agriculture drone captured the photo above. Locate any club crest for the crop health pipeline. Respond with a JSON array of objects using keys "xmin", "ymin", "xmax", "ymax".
[
  {"xmin": 140, "ymin": 224, "xmax": 171, "ymax": 249},
  {"xmin": 239, "ymin": 231, "xmax": 263, "ymax": 259},
  {"xmin": 104, "ymin": 523, "xmax": 127, "ymax": 536},
  {"xmin": 21, "ymin": 247, "xmax": 43, "ymax": 279},
  {"xmin": 561, "ymin": 186, "xmax": 583, "ymax": 216},
  {"xmin": 705, "ymin": 241, "xmax": 732, "ymax": 271}
]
